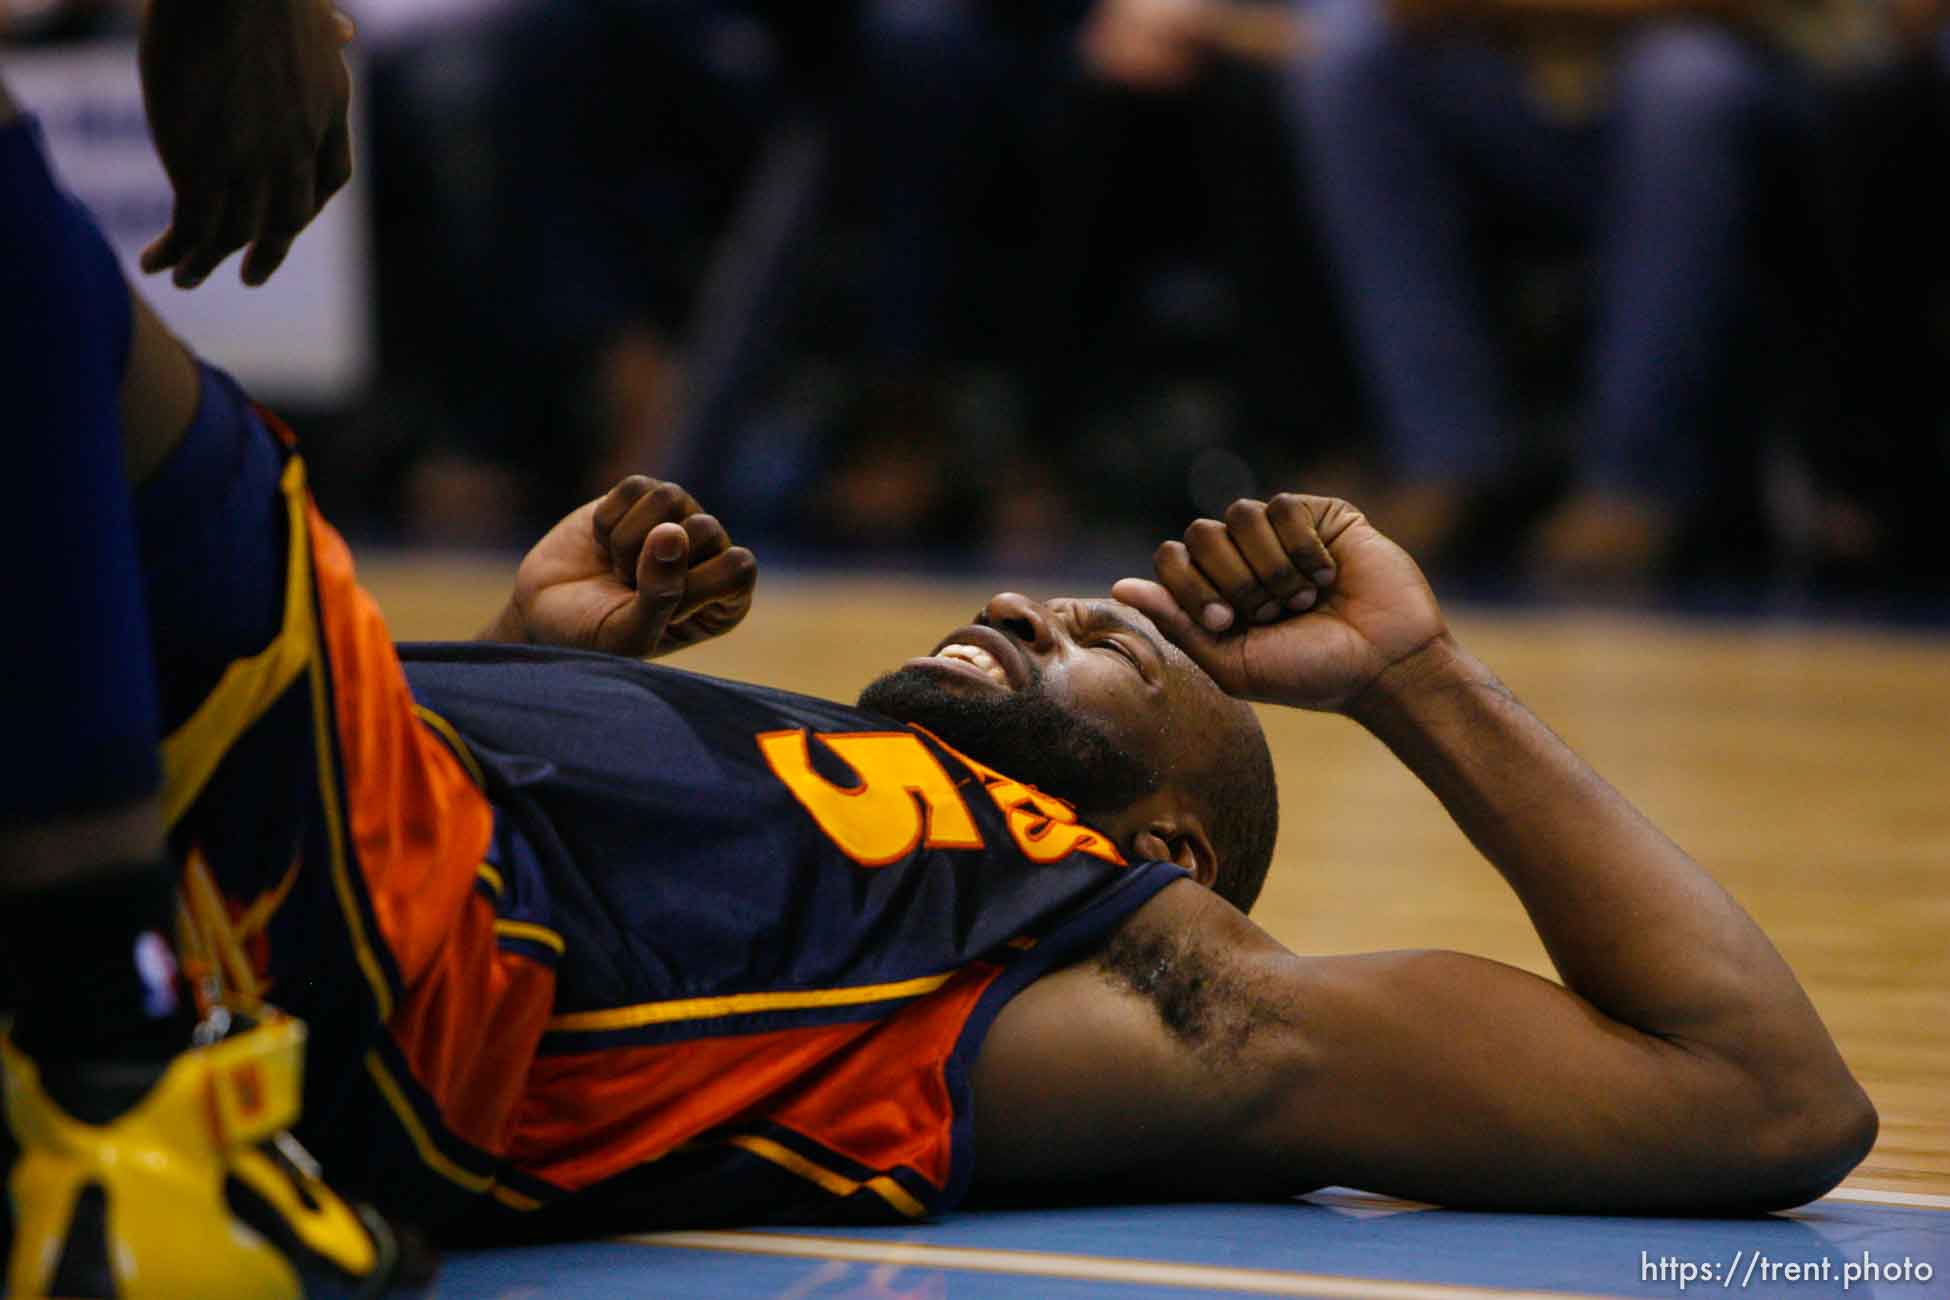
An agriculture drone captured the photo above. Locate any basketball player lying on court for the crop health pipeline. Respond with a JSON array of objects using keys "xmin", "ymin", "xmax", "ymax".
[{"xmin": 2, "ymin": 91, "xmax": 1874, "ymax": 1285}]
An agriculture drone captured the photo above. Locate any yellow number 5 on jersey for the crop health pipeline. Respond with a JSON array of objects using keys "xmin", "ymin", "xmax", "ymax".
[{"xmin": 757, "ymin": 730, "xmax": 985, "ymax": 866}]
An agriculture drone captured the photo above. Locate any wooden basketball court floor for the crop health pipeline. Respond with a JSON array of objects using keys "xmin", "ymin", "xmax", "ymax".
[{"xmin": 358, "ymin": 555, "xmax": 1950, "ymax": 1298}]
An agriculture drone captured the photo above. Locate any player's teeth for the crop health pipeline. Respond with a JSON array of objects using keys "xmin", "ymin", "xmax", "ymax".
[{"xmin": 935, "ymin": 644, "xmax": 1007, "ymax": 686}]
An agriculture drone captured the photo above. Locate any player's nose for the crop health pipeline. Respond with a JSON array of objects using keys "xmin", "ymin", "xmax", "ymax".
[{"xmin": 980, "ymin": 592, "xmax": 1055, "ymax": 654}]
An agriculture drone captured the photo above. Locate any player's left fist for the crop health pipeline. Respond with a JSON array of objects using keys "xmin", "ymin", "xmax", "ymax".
[{"xmin": 492, "ymin": 476, "xmax": 757, "ymax": 660}]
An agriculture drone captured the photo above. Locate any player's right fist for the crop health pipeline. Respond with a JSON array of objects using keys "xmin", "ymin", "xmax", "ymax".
[
  {"xmin": 1111, "ymin": 493, "xmax": 1447, "ymax": 714},
  {"xmin": 488, "ymin": 476, "xmax": 757, "ymax": 660}
]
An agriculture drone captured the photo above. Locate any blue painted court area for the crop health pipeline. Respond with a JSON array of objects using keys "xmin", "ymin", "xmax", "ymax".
[{"xmin": 442, "ymin": 1189, "xmax": 1950, "ymax": 1298}]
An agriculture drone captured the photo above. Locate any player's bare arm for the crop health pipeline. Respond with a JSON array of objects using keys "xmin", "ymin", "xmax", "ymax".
[
  {"xmin": 481, "ymin": 476, "xmax": 758, "ymax": 658},
  {"xmin": 138, "ymin": 0, "xmax": 357, "ymax": 288},
  {"xmin": 973, "ymin": 494, "xmax": 1873, "ymax": 1213}
]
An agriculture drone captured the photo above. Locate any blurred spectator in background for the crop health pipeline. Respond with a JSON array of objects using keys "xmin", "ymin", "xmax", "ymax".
[
  {"xmin": 1793, "ymin": 0, "xmax": 1950, "ymax": 584},
  {"xmin": 349, "ymin": 0, "xmax": 796, "ymax": 544},
  {"xmin": 1281, "ymin": 0, "xmax": 1825, "ymax": 581},
  {"xmin": 826, "ymin": 0, "xmax": 1358, "ymax": 563},
  {"xmin": 351, "ymin": 0, "xmax": 1358, "ymax": 560},
  {"xmin": 14, "ymin": 0, "xmax": 1943, "ymax": 584}
]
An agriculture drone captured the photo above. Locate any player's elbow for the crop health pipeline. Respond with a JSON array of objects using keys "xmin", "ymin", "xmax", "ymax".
[{"xmin": 1741, "ymin": 1077, "xmax": 1878, "ymax": 1210}]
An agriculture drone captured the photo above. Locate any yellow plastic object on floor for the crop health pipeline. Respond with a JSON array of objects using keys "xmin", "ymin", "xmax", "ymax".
[{"xmin": 2, "ymin": 1016, "xmax": 405, "ymax": 1298}]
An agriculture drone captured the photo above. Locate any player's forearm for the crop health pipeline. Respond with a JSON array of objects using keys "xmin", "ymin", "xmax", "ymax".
[{"xmin": 1349, "ymin": 638, "xmax": 1845, "ymax": 1076}]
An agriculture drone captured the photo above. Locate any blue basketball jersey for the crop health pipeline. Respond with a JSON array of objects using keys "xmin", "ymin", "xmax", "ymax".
[{"xmin": 397, "ymin": 643, "xmax": 1184, "ymax": 1229}]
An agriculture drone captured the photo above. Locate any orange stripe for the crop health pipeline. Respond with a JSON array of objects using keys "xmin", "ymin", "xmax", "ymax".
[
  {"xmin": 288, "ymin": 442, "xmax": 533, "ymax": 1193},
  {"xmin": 306, "ymin": 497, "xmax": 492, "ymax": 992},
  {"xmin": 512, "ymin": 963, "xmax": 1003, "ymax": 1201},
  {"xmin": 385, "ymin": 889, "xmax": 556, "ymax": 1160}
]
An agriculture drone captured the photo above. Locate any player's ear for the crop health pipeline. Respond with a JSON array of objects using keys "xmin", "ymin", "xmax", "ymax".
[{"xmin": 1131, "ymin": 817, "xmax": 1217, "ymax": 890}]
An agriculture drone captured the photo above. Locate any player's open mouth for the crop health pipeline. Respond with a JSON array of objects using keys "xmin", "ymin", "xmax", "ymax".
[
  {"xmin": 909, "ymin": 624, "xmax": 1030, "ymax": 692},
  {"xmin": 931, "ymin": 643, "xmax": 1008, "ymax": 687}
]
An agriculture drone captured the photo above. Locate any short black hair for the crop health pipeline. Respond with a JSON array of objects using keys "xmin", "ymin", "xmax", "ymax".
[{"xmin": 1189, "ymin": 706, "xmax": 1279, "ymax": 912}]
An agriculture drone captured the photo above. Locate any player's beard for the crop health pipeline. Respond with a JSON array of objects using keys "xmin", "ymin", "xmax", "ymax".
[{"xmin": 857, "ymin": 666, "xmax": 1160, "ymax": 821}]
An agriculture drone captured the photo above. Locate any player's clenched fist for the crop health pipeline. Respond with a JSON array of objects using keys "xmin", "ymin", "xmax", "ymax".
[
  {"xmin": 487, "ymin": 476, "xmax": 757, "ymax": 659},
  {"xmin": 1112, "ymin": 493, "xmax": 1449, "ymax": 713}
]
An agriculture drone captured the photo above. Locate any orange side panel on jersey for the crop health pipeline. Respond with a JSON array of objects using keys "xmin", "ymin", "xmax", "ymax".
[
  {"xmin": 511, "ymin": 963, "xmax": 1002, "ymax": 1196},
  {"xmin": 385, "ymin": 890, "xmax": 555, "ymax": 1153},
  {"xmin": 767, "ymin": 962, "xmax": 1000, "ymax": 1191},
  {"xmin": 304, "ymin": 498, "xmax": 492, "ymax": 989}
]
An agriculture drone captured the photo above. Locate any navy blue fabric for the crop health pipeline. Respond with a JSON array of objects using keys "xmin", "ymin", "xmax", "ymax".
[
  {"xmin": 132, "ymin": 362, "xmax": 288, "ymax": 732},
  {"xmin": 398, "ymin": 643, "xmax": 1184, "ymax": 1055},
  {"xmin": 0, "ymin": 117, "xmax": 157, "ymax": 820},
  {"xmin": 404, "ymin": 640, "xmax": 1184, "ymax": 1230}
]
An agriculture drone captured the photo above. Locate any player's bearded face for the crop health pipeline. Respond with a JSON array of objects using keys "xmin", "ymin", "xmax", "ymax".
[{"xmin": 857, "ymin": 666, "xmax": 1161, "ymax": 820}]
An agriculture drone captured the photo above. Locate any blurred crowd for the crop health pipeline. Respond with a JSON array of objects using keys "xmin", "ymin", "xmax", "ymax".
[{"xmin": 8, "ymin": 0, "xmax": 1950, "ymax": 587}]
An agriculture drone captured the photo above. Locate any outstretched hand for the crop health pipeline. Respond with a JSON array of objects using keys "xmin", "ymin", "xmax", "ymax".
[
  {"xmin": 489, "ymin": 477, "xmax": 757, "ymax": 659},
  {"xmin": 1112, "ymin": 494, "xmax": 1448, "ymax": 712},
  {"xmin": 138, "ymin": 0, "xmax": 356, "ymax": 288}
]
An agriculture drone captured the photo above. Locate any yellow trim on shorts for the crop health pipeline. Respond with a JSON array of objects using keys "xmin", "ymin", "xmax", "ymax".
[
  {"xmin": 490, "ymin": 1184, "xmax": 542, "ymax": 1212},
  {"xmin": 727, "ymin": 1135, "xmax": 927, "ymax": 1220},
  {"xmin": 362, "ymin": 1052, "xmax": 497, "ymax": 1195},
  {"xmin": 160, "ymin": 457, "xmax": 315, "ymax": 829},
  {"xmin": 545, "ymin": 971, "xmax": 957, "ymax": 1034},
  {"xmin": 306, "ymin": 596, "xmax": 396, "ymax": 1022},
  {"xmin": 412, "ymin": 705, "xmax": 486, "ymax": 789},
  {"xmin": 475, "ymin": 862, "xmax": 505, "ymax": 896},
  {"xmin": 493, "ymin": 919, "xmax": 565, "ymax": 956},
  {"xmin": 154, "ymin": 454, "xmax": 395, "ymax": 1021}
]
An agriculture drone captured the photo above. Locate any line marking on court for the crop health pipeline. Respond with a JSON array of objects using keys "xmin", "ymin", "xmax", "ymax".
[
  {"xmin": 1819, "ymin": 1187, "xmax": 1950, "ymax": 1211},
  {"xmin": 625, "ymin": 1230, "xmax": 1614, "ymax": 1299},
  {"xmin": 1307, "ymin": 1184, "xmax": 1950, "ymax": 1214}
]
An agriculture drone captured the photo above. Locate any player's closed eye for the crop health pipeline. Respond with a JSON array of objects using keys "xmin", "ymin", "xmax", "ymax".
[{"xmin": 1092, "ymin": 638, "xmax": 1141, "ymax": 669}]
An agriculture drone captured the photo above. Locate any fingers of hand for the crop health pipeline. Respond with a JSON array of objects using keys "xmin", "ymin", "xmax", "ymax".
[
  {"xmin": 171, "ymin": 186, "xmax": 267, "ymax": 289},
  {"xmin": 630, "ymin": 522, "xmax": 691, "ymax": 635},
  {"xmin": 1265, "ymin": 493, "xmax": 1337, "ymax": 602},
  {"xmin": 1184, "ymin": 514, "xmax": 1289, "ymax": 628},
  {"xmin": 680, "ymin": 513, "xmax": 732, "ymax": 566},
  {"xmin": 674, "ymin": 546, "xmax": 757, "ymax": 623},
  {"xmin": 148, "ymin": 57, "xmax": 352, "ymax": 287},
  {"xmin": 1153, "ymin": 538, "xmax": 1234, "ymax": 633},
  {"xmin": 1224, "ymin": 498, "xmax": 1317, "ymax": 619},
  {"xmin": 240, "ymin": 167, "xmax": 315, "ymax": 287},
  {"xmin": 1172, "ymin": 498, "xmax": 1341, "ymax": 629},
  {"xmin": 598, "ymin": 478, "xmax": 705, "ymax": 583},
  {"xmin": 139, "ymin": 226, "xmax": 186, "ymax": 275},
  {"xmin": 632, "ymin": 532, "xmax": 755, "ymax": 646},
  {"xmin": 1110, "ymin": 576, "xmax": 1207, "ymax": 651},
  {"xmin": 141, "ymin": 187, "xmax": 223, "ymax": 280},
  {"xmin": 591, "ymin": 475, "xmax": 656, "ymax": 550}
]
